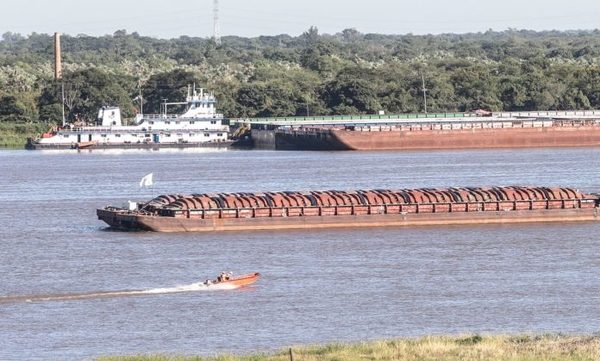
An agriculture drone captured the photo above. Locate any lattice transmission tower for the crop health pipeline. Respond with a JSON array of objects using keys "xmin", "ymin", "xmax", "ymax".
[{"xmin": 213, "ymin": 0, "xmax": 221, "ymax": 45}]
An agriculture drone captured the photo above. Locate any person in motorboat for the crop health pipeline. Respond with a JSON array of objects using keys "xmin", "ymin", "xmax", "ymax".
[
  {"xmin": 217, "ymin": 272, "xmax": 231, "ymax": 282},
  {"xmin": 217, "ymin": 271, "xmax": 233, "ymax": 282}
]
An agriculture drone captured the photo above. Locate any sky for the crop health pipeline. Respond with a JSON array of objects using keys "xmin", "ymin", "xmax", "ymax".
[{"xmin": 2, "ymin": 0, "xmax": 600, "ymax": 38}]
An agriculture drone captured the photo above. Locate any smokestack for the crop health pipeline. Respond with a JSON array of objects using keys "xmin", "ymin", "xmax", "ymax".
[{"xmin": 54, "ymin": 32, "xmax": 62, "ymax": 80}]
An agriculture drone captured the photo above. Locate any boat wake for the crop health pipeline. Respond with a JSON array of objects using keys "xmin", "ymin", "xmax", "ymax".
[{"xmin": 0, "ymin": 281, "xmax": 238, "ymax": 304}]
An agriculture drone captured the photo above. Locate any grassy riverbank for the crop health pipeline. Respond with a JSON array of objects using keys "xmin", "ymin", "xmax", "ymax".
[
  {"xmin": 0, "ymin": 123, "xmax": 49, "ymax": 148},
  {"xmin": 98, "ymin": 334, "xmax": 600, "ymax": 361}
]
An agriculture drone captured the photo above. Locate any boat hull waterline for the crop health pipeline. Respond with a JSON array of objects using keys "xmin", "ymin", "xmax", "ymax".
[
  {"xmin": 30, "ymin": 140, "xmax": 234, "ymax": 150},
  {"xmin": 97, "ymin": 208, "xmax": 599, "ymax": 232}
]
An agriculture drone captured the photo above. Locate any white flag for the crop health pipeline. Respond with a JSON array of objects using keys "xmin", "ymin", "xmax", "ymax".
[{"xmin": 139, "ymin": 173, "xmax": 153, "ymax": 188}]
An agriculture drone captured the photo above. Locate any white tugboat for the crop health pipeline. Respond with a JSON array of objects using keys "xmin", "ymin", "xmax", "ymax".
[{"xmin": 27, "ymin": 86, "xmax": 232, "ymax": 149}]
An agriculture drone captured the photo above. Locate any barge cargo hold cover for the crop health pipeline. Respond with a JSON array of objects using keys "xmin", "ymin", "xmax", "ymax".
[{"xmin": 97, "ymin": 186, "xmax": 600, "ymax": 232}]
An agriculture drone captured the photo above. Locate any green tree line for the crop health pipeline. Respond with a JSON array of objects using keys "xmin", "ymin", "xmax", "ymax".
[{"xmin": 2, "ymin": 28, "xmax": 600, "ymax": 123}]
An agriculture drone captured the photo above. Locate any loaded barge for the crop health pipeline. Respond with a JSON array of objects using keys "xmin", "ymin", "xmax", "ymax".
[{"xmin": 97, "ymin": 186, "xmax": 599, "ymax": 232}]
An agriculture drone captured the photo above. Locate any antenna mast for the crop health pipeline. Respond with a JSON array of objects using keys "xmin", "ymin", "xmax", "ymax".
[{"xmin": 213, "ymin": 0, "xmax": 221, "ymax": 46}]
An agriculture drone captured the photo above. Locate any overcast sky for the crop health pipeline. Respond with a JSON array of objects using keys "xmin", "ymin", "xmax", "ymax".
[{"xmin": 3, "ymin": 0, "xmax": 600, "ymax": 38}]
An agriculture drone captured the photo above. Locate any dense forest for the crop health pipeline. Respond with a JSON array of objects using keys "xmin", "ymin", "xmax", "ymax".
[{"xmin": 2, "ymin": 28, "xmax": 600, "ymax": 124}]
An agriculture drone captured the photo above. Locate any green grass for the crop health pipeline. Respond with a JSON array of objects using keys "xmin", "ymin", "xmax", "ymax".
[
  {"xmin": 97, "ymin": 334, "xmax": 600, "ymax": 361},
  {"xmin": 0, "ymin": 122, "xmax": 51, "ymax": 148}
]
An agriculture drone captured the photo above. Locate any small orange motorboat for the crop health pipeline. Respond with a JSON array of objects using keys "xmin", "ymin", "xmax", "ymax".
[{"xmin": 203, "ymin": 272, "xmax": 260, "ymax": 288}]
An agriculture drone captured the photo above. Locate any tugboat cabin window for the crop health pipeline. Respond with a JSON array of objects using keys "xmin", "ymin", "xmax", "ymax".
[
  {"xmin": 115, "ymin": 134, "xmax": 121, "ymax": 137},
  {"xmin": 189, "ymin": 121, "xmax": 195, "ymax": 125},
  {"xmin": 101, "ymin": 134, "xmax": 107, "ymax": 137},
  {"xmin": 204, "ymin": 133, "xmax": 210, "ymax": 137},
  {"xmin": 210, "ymin": 121, "xmax": 216, "ymax": 124}
]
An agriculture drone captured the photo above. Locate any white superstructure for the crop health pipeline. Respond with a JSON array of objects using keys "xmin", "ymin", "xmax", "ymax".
[{"xmin": 31, "ymin": 86, "xmax": 230, "ymax": 149}]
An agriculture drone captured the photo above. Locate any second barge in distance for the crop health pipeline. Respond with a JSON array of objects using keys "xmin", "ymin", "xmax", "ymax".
[
  {"xmin": 239, "ymin": 110, "xmax": 600, "ymax": 150},
  {"xmin": 97, "ymin": 186, "xmax": 599, "ymax": 232}
]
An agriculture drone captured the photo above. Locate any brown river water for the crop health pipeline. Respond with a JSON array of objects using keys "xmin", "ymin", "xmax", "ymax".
[{"xmin": 1, "ymin": 148, "xmax": 600, "ymax": 360}]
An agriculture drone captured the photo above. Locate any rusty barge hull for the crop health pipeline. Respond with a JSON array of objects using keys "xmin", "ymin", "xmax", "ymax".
[
  {"xmin": 275, "ymin": 123, "xmax": 600, "ymax": 151},
  {"xmin": 97, "ymin": 186, "xmax": 600, "ymax": 232},
  {"xmin": 98, "ymin": 207, "xmax": 599, "ymax": 232},
  {"xmin": 26, "ymin": 140, "xmax": 233, "ymax": 150}
]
